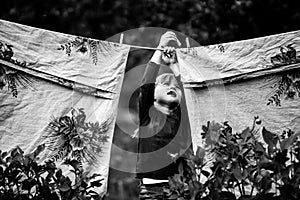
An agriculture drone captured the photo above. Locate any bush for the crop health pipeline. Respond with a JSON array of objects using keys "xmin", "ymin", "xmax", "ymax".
[
  {"xmin": 167, "ymin": 117, "xmax": 300, "ymax": 200},
  {"xmin": 0, "ymin": 145, "xmax": 104, "ymax": 200}
]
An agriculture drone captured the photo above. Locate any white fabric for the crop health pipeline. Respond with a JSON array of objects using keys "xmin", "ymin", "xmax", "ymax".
[
  {"xmin": 177, "ymin": 30, "xmax": 300, "ymax": 84},
  {"xmin": 177, "ymin": 31, "xmax": 300, "ymax": 149},
  {"xmin": 0, "ymin": 20, "xmax": 128, "ymax": 97},
  {"xmin": 0, "ymin": 20, "xmax": 130, "ymax": 196}
]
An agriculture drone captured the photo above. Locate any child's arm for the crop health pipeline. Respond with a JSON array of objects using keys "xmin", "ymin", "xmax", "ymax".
[
  {"xmin": 141, "ymin": 31, "xmax": 181, "ymax": 85},
  {"xmin": 139, "ymin": 32, "xmax": 181, "ymax": 126},
  {"xmin": 141, "ymin": 50, "xmax": 162, "ymax": 85},
  {"xmin": 139, "ymin": 60, "xmax": 160, "ymax": 126}
]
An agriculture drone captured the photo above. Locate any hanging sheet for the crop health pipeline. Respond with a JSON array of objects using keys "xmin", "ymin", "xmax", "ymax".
[
  {"xmin": 177, "ymin": 31, "xmax": 300, "ymax": 149},
  {"xmin": 0, "ymin": 20, "xmax": 130, "ymax": 196}
]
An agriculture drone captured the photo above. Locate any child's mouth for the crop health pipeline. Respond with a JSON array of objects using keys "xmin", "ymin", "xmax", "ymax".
[{"xmin": 167, "ymin": 91, "xmax": 177, "ymax": 97}]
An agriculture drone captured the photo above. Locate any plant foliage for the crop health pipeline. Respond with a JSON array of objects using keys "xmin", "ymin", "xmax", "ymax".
[
  {"xmin": 0, "ymin": 145, "xmax": 105, "ymax": 200},
  {"xmin": 167, "ymin": 117, "xmax": 300, "ymax": 200}
]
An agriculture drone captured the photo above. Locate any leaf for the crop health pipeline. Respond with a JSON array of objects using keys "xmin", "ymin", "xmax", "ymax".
[
  {"xmin": 63, "ymin": 158, "xmax": 81, "ymax": 170},
  {"xmin": 5, "ymin": 156, "xmax": 12, "ymax": 164},
  {"xmin": 260, "ymin": 176, "xmax": 272, "ymax": 192},
  {"xmin": 262, "ymin": 127, "xmax": 278, "ymax": 146},
  {"xmin": 233, "ymin": 166, "xmax": 243, "ymax": 180},
  {"xmin": 55, "ymin": 169, "xmax": 63, "ymax": 180},
  {"xmin": 254, "ymin": 142, "xmax": 265, "ymax": 156},
  {"xmin": 6, "ymin": 73, "xmax": 18, "ymax": 97},
  {"xmin": 257, "ymin": 193, "xmax": 276, "ymax": 200},
  {"xmin": 167, "ymin": 193, "xmax": 178, "ymax": 199},
  {"xmin": 193, "ymin": 146, "xmax": 205, "ymax": 166},
  {"xmin": 22, "ymin": 178, "xmax": 37, "ymax": 190},
  {"xmin": 205, "ymin": 121, "xmax": 223, "ymax": 145},
  {"xmin": 17, "ymin": 172, "xmax": 27, "ymax": 182},
  {"xmin": 178, "ymin": 161, "xmax": 184, "ymax": 175},
  {"xmin": 90, "ymin": 179, "xmax": 104, "ymax": 187},
  {"xmin": 274, "ymin": 149, "xmax": 289, "ymax": 166},
  {"xmin": 219, "ymin": 191, "xmax": 236, "ymax": 200},
  {"xmin": 86, "ymin": 173, "xmax": 102, "ymax": 181},
  {"xmin": 259, "ymin": 161, "xmax": 275, "ymax": 171},
  {"xmin": 81, "ymin": 180, "xmax": 88, "ymax": 188},
  {"xmin": 268, "ymin": 144, "xmax": 277, "ymax": 155},
  {"xmin": 59, "ymin": 177, "xmax": 72, "ymax": 192},
  {"xmin": 201, "ymin": 122, "xmax": 209, "ymax": 139},
  {"xmin": 87, "ymin": 190, "xmax": 98, "ymax": 195},
  {"xmin": 240, "ymin": 147, "xmax": 251, "ymax": 157},
  {"xmin": 11, "ymin": 168, "xmax": 22, "ymax": 180},
  {"xmin": 201, "ymin": 170, "xmax": 210, "ymax": 178},
  {"xmin": 281, "ymin": 131, "xmax": 300, "ymax": 150},
  {"xmin": 11, "ymin": 146, "xmax": 24, "ymax": 158},
  {"xmin": 240, "ymin": 127, "xmax": 251, "ymax": 140},
  {"xmin": 169, "ymin": 174, "xmax": 184, "ymax": 191},
  {"xmin": 88, "ymin": 40, "xmax": 98, "ymax": 65},
  {"xmin": 1, "ymin": 151, "xmax": 8, "ymax": 159}
]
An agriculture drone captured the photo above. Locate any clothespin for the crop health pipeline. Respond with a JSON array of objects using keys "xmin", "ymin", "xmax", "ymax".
[
  {"xmin": 119, "ymin": 33, "xmax": 124, "ymax": 44},
  {"xmin": 185, "ymin": 37, "xmax": 190, "ymax": 48},
  {"xmin": 185, "ymin": 37, "xmax": 191, "ymax": 53}
]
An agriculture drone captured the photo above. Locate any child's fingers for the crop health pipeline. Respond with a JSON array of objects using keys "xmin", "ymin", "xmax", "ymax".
[
  {"xmin": 163, "ymin": 46, "xmax": 175, "ymax": 53},
  {"xmin": 165, "ymin": 47, "xmax": 172, "ymax": 53},
  {"xmin": 162, "ymin": 48, "xmax": 177, "ymax": 64},
  {"xmin": 163, "ymin": 47, "xmax": 176, "ymax": 59},
  {"xmin": 163, "ymin": 52, "xmax": 171, "ymax": 59},
  {"xmin": 169, "ymin": 47, "xmax": 175, "ymax": 52}
]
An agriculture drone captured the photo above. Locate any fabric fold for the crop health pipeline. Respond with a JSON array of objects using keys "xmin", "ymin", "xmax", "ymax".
[
  {"xmin": 177, "ymin": 30, "xmax": 300, "ymax": 87},
  {"xmin": 0, "ymin": 19, "xmax": 130, "ymax": 99}
]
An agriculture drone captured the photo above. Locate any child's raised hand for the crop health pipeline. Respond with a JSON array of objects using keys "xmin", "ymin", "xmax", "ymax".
[
  {"xmin": 150, "ymin": 31, "xmax": 180, "ymax": 65},
  {"xmin": 158, "ymin": 31, "xmax": 181, "ymax": 48},
  {"xmin": 162, "ymin": 46, "xmax": 177, "ymax": 64}
]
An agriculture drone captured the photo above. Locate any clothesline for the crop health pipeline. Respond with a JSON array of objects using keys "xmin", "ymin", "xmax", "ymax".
[{"xmin": 127, "ymin": 45, "xmax": 164, "ymax": 51}]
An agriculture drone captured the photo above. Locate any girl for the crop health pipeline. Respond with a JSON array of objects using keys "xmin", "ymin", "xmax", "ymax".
[{"xmin": 136, "ymin": 32, "xmax": 193, "ymax": 192}]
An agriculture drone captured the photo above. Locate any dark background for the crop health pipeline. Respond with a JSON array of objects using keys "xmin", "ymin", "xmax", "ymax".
[
  {"xmin": 1, "ymin": 0, "xmax": 300, "ymax": 45},
  {"xmin": 1, "ymin": 0, "xmax": 300, "ymax": 199}
]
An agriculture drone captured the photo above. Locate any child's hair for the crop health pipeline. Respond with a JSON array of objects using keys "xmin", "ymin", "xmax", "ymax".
[
  {"xmin": 155, "ymin": 73, "xmax": 179, "ymax": 87},
  {"xmin": 154, "ymin": 73, "xmax": 182, "ymax": 114}
]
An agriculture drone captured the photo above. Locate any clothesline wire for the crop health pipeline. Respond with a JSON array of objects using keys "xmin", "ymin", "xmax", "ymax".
[
  {"xmin": 127, "ymin": 45, "xmax": 164, "ymax": 51},
  {"xmin": 124, "ymin": 44, "xmax": 191, "ymax": 51}
]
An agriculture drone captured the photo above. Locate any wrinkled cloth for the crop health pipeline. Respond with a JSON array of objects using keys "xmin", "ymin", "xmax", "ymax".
[
  {"xmin": 0, "ymin": 20, "xmax": 130, "ymax": 195},
  {"xmin": 177, "ymin": 30, "xmax": 300, "ymax": 149}
]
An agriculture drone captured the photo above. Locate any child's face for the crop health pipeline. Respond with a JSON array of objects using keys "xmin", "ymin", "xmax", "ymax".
[{"xmin": 154, "ymin": 75, "xmax": 182, "ymax": 111}]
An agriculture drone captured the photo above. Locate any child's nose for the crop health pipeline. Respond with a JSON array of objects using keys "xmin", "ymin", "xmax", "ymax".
[{"xmin": 169, "ymin": 86, "xmax": 176, "ymax": 90}]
